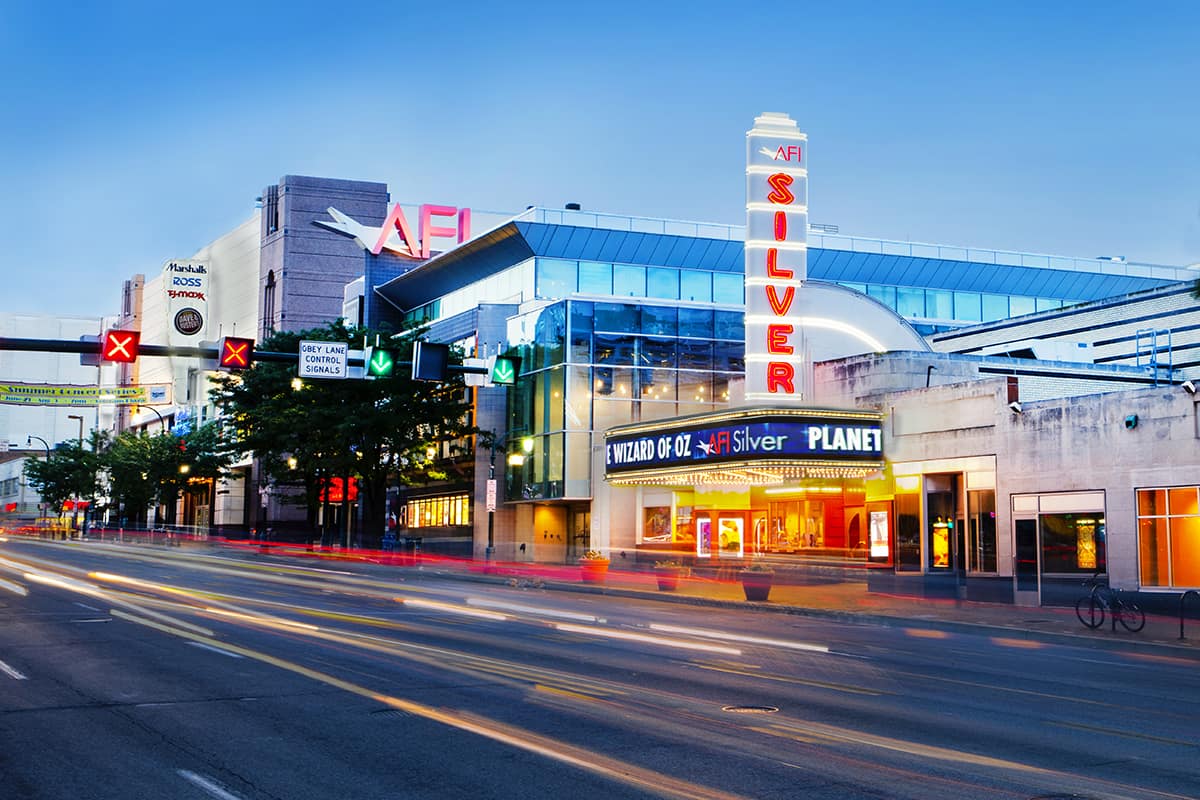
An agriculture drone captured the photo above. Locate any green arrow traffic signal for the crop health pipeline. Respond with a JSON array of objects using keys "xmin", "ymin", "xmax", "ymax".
[
  {"xmin": 366, "ymin": 347, "xmax": 395, "ymax": 377},
  {"xmin": 490, "ymin": 355, "xmax": 520, "ymax": 385}
]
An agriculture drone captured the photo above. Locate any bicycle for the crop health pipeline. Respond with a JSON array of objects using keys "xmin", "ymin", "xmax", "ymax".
[{"xmin": 1075, "ymin": 571, "xmax": 1146, "ymax": 632}]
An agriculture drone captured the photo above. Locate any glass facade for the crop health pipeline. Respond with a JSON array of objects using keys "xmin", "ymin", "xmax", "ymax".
[
  {"xmin": 1137, "ymin": 486, "xmax": 1200, "ymax": 588},
  {"xmin": 839, "ymin": 281, "xmax": 1073, "ymax": 326},
  {"xmin": 506, "ymin": 299, "xmax": 744, "ymax": 501},
  {"xmin": 405, "ymin": 493, "xmax": 472, "ymax": 529},
  {"xmin": 537, "ymin": 256, "xmax": 744, "ymax": 306}
]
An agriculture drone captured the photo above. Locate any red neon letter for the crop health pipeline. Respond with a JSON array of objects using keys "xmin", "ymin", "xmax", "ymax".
[
  {"xmin": 767, "ymin": 362, "xmax": 795, "ymax": 394},
  {"xmin": 766, "ymin": 285, "xmax": 794, "ymax": 316},
  {"xmin": 774, "ymin": 211, "xmax": 787, "ymax": 241},
  {"xmin": 372, "ymin": 204, "xmax": 420, "ymax": 258},
  {"xmin": 766, "ymin": 249, "xmax": 793, "ymax": 279},
  {"xmin": 766, "ymin": 173, "xmax": 794, "ymax": 205},
  {"xmin": 418, "ymin": 204, "xmax": 459, "ymax": 260},
  {"xmin": 767, "ymin": 324, "xmax": 794, "ymax": 354}
]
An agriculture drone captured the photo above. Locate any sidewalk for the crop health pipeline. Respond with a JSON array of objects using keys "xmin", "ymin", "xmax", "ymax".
[{"xmin": 407, "ymin": 557, "xmax": 1200, "ymax": 658}]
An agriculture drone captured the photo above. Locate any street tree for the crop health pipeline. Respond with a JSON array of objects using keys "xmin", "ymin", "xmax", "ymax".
[
  {"xmin": 209, "ymin": 322, "xmax": 476, "ymax": 545},
  {"xmin": 24, "ymin": 430, "xmax": 107, "ymax": 522}
]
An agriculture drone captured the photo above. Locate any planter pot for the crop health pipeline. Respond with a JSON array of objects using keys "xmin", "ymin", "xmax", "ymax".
[
  {"xmin": 655, "ymin": 567, "xmax": 685, "ymax": 591},
  {"xmin": 580, "ymin": 559, "xmax": 610, "ymax": 584},
  {"xmin": 740, "ymin": 571, "xmax": 773, "ymax": 602}
]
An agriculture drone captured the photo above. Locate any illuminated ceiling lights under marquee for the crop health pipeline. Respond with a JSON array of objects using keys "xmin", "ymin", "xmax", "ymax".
[
  {"xmin": 604, "ymin": 406, "xmax": 885, "ymax": 487},
  {"xmin": 744, "ymin": 113, "xmax": 928, "ymax": 405}
]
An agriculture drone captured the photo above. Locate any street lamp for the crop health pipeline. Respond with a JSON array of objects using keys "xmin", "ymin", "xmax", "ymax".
[
  {"xmin": 25, "ymin": 435, "xmax": 51, "ymax": 524},
  {"xmin": 139, "ymin": 405, "xmax": 169, "ymax": 434},
  {"xmin": 485, "ymin": 432, "xmax": 532, "ymax": 562}
]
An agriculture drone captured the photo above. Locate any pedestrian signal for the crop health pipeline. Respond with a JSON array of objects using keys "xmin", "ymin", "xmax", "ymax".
[
  {"xmin": 218, "ymin": 336, "xmax": 254, "ymax": 370},
  {"xmin": 102, "ymin": 330, "xmax": 141, "ymax": 363}
]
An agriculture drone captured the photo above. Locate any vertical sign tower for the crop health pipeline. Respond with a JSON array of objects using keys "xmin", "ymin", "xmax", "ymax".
[{"xmin": 745, "ymin": 112, "xmax": 808, "ymax": 405}]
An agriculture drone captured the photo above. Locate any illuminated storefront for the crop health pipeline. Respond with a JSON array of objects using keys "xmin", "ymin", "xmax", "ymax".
[{"xmin": 604, "ymin": 407, "xmax": 888, "ymax": 566}]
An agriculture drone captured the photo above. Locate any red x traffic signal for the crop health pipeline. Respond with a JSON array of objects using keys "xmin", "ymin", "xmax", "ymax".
[
  {"xmin": 101, "ymin": 330, "xmax": 141, "ymax": 363},
  {"xmin": 218, "ymin": 336, "xmax": 254, "ymax": 370}
]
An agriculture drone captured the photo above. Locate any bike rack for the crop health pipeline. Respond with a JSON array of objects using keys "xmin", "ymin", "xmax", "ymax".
[{"xmin": 1179, "ymin": 590, "xmax": 1200, "ymax": 640}]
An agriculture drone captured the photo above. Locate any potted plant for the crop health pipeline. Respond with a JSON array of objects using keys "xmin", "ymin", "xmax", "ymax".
[
  {"xmin": 739, "ymin": 563, "xmax": 774, "ymax": 602},
  {"xmin": 579, "ymin": 550, "xmax": 610, "ymax": 584},
  {"xmin": 653, "ymin": 559, "xmax": 688, "ymax": 591}
]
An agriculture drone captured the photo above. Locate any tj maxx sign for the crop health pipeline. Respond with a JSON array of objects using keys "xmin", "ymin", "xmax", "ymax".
[{"xmin": 315, "ymin": 203, "xmax": 471, "ymax": 260}]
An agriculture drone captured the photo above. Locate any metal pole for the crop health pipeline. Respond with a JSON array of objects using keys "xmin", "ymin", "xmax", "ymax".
[{"xmin": 486, "ymin": 449, "xmax": 495, "ymax": 562}]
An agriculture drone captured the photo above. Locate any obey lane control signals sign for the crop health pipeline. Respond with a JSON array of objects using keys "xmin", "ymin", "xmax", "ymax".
[{"xmin": 298, "ymin": 340, "xmax": 348, "ymax": 379}]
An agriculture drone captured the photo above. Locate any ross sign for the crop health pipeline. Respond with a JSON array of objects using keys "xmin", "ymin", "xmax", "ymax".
[
  {"xmin": 218, "ymin": 337, "xmax": 254, "ymax": 370},
  {"xmin": 315, "ymin": 203, "xmax": 472, "ymax": 260},
  {"xmin": 101, "ymin": 329, "xmax": 141, "ymax": 363},
  {"xmin": 744, "ymin": 112, "xmax": 808, "ymax": 404},
  {"xmin": 163, "ymin": 260, "xmax": 209, "ymax": 346},
  {"xmin": 298, "ymin": 340, "xmax": 348, "ymax": 379},
  {"xmin": 605, "ymin": 413, "xmax": 882, "ymax": 474},
  {"xmin": 486, "ymin": 478, "xmax": 497, "ymax": 512}
]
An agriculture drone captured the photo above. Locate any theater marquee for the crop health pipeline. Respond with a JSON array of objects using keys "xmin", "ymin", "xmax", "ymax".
[{"xmin": 604, "ymin": 407, "xmax": 884, "ymax": 486}]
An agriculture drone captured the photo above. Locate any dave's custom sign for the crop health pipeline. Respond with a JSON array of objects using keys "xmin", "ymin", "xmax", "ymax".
[
  {"xmin": 605, "ymin": 415, "xmax": 882, "ymax": 473},
  {"xmin": 744, "ymin": 112, "xmax": 808, "ymax": 404}
]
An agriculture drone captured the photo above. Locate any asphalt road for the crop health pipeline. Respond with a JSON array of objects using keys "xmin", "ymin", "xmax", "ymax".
[{"xmin": 1, "ymin": 538, "xmax": 1197, "ymax": 800}]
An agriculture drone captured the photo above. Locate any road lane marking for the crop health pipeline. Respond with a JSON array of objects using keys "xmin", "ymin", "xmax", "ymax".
[
  {"xmin": 176, "ymin": 770, "xmax": 245, "ymax": 800},
  {"xmin": 553, "ymin": 623, "xmax": 742, "ymax": 655},
  {"xmin": 0, "ymin": 577, "xmax": 27, "ymax": 596},
  {"xmin": 74, "ymin": 602, "xmax": 101, "ymax": 611},
  {"xmin": 69, "ymin": 618, "xmax": 111, "ymax": 623},
  {"xmin": 1047, "ymin": 720, "xmax": 1198, "ymax": 747},
  {"xmin": 648, "ymin": 623, "xmax": 829, "ymax": 653},
  {"xmin": 466, "ymin": 596, "xmax": 604, "ymax": 624},
  {"xmin": 188, "ymin": 642, "xmax": 245, "ymax": 659},
  {"xmin": 0, "ymin": 658, "xmax": 28, "ymax": 680},
  {"xmin": 691, "ymin": 663, "xmax": 884, "ymax": 696}
]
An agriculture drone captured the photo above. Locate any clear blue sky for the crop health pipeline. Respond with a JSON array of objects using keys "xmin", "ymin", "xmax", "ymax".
[{"xmin": 2, "ymin": 1, "xmax": 1198, "ymax": 318}]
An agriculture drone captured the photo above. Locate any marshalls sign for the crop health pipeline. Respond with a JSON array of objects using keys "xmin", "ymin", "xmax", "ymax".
[{"xmin": 298, "ymin": 340, "xmax": 348, "ymax": 379}]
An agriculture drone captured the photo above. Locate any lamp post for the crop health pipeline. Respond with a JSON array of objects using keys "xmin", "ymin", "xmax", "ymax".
[
  {"xmin": 485, "ymin": 432, "xmax": 532, "ymax": 563},
  {"xmin": 25, "ymin": 435, "xmax": 51, "ymax": 527}
]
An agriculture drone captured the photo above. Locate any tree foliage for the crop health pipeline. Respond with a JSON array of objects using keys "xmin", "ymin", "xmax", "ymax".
[
  {"xmin": 208, "ymin": 322, "xmax": 477, "ymax": 543},
  {"xmin": 23, "ymin": 431, "xmax": 107, "ymax": 514}
]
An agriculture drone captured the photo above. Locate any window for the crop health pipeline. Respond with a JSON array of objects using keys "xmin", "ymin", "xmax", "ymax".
[
  {"xmin": 536, "ymin": 259, "xmax": 577, "ymax": 298},
  {"xmin": 1040, "ymin": 513, "xmax": 1105, "ymax": 574},
  {"xmin": 953, "ymin": 292, "xmax": 982, "ymax": 322},
  {"xmin": 1010, "ymin": 296, "xmax": 1036, "ymax": 316},
  {"xmin": 968, "ymin": 490, "xmax": 997, "ymax": 572},
  {"xmin": 713, "ymin": 273, "xmax": 744, "ymax": 305},
  {"xmin": 896, "ymin": 287, "xmax": 925, "ymax": 318},
  {"xmin": 982, "ymin": 294, "xmax": 1009, "ymax": 321},
  {"xmin": 578, "ymin": 262, "xmax": 612, "ymax": 295},
  {"xmin": 406, "ymin": 493, "xmax": 471, "ymax": 529},
  {"xmin": 641, "ymin": 306, "xmax": 677, "ymax": 336},
  {"xmin": 1036, "ymin": 297, "xmax": 1063, "ymax": 312},
  {"xmin": 1137, "ymin": 486, "xmax": 1200, "ymax": 588},
  {"xmin": 680, "ymin": 270, "xmax": 712, "ymax": 302},
  {"xmin": 926, "ymin": 290, "xmax": 953, "ymax": 320},
  {"xmin": 647, "ymin": 268, "xmax": 680, "ymax": 300},
  {"xmin": 867, "ymin": 285, "xmax": 897, "ymax": 310},
  {"xmin": 678, "ymin": 307, "xmax": 713, "ymax": 338},
  {"xmin": 613, "ymin": 265, "xmax": 645, "ymax": 296}
]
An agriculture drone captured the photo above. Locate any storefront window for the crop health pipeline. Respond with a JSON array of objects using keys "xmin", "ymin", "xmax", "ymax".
[
  {"xmin": 1040, "ymin": 513, "xmax": 1105, "ymax": 574},
  {"xmin": 639, "ymin": 337, "xmax": 676, "ymax": 368},
  {"xmin": 677, "ymin": 340, "xmax": 713, "ymax": 370},
  {"xmin": 405, "ymin": 493, "xmax": 471, "ymax": 529},
  {"xmin": 967, "ymin": 490, "xmax": 997, "ymax": 572},
  {"xmin": 895, "ymin": 481, "xmax": 921, "ymax": 571},
  {"xmin": 1137, "ymin": 486, "xmax": 1200, "ymax": 588}
]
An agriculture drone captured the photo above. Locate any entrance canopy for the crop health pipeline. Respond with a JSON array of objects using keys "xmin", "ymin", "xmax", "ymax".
[{"xmin": 604, "ymin": 406, "xmax": 884, "ymax": 486}]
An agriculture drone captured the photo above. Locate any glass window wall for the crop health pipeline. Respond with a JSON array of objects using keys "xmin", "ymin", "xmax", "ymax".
[
  {"xmin": 614, "ymin": 265, "xmax": 646, "ymax": 296},
  {"xmin": 647, "ymin": 268, "xmax": 680, "ymax": 300},
  {"xmin": 680, "ymin": 270, "xmax": 712, "ymax": 302},
  {"xmin": 578, "ymin": 261, "xmax": 612, "ymax": 295},
  {"xmin": 1137, "ymin": 486, "xmax": 1200, "ymax": 588},
  {"xmin": 535, "ymin": 259, "xmax": 577, "ymax": 298},
  {"xmin": 713, "ymin": 273, "xmax": 743, "ymax": 305}
]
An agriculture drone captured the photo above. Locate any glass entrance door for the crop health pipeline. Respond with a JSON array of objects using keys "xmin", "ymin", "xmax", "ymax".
[{"xmin": 1014, "ymin": 518, "xmax": 1039, "ymax": 605}]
